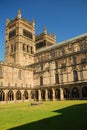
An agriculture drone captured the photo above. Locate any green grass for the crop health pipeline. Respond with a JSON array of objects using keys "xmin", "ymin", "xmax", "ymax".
[{"xmin": 0, "ymin": 100, "xmax": 87, "ymax": 130}]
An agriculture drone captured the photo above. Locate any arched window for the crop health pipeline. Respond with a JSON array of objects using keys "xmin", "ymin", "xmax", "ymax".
[
  {"xmin": 73, "ymin": 70, "xmax": 78, "ymax": 81},
  {"xmin": 0, "ymin": 90, "xmax": 5, "ymax": 101},
  {"xmin": 82, "ymin": 87, "xmax": 87, "ymax": 98},
  {"xmin": 55, "ymin": 61, "xmax": 58, "ymax": 69},
  {"xmin": 23, "ymin": 90, "xmax": 28, "ymax": 99},
  {"xmin": 64, "ymin": 88, "xmax": 70, "ymax": 99},
  {"xmin": 8, "ymin": 90, "xmax": 14, "ymax": 101},
  {"xmin": 72, "ymin": 87, "xmax": 79, "ymax": 98},
  {"xmin": 55, "ymin": 74, "xmax": 59, "ymax": 84},
  {"xmin": 72, "ymin": 56, "xmax": 76, "ymax": 65},
  {"xmin": 41, "ymin": 90, "xmax": 45, "ymax": 101},
  {"xmin": 40, "ymin": 76, "xmax": 43, "ymax": 86},
  {"xmin": 16, "ymin": 90, "xmax": 21, "ymax": 100},
  {"xmin": 55, "ymin": 89, "xmax": 60, "ymax": 99},
  {"xmin": 61, "ymin": 49, "xmax": 65, "ymax": 56},
  {"xmin": 48, "ymin": 89, "xmax": 53, "ymax": 100},
  {"xmin": 35, "ymin": 90, "xmax": 39, "ymax": 101}
]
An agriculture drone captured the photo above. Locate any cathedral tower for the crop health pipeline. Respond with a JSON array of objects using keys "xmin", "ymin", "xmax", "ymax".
[{"xmin": 5, "ymin": 10, "xmax": 35, "ymax": 66}]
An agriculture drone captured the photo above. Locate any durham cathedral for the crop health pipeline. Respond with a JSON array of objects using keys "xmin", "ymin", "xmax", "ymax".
[{"xmin": 0, "ymin": 10, "xmax": 87, "ymax": 102}]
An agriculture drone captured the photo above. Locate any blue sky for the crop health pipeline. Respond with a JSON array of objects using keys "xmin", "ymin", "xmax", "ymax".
[{"xmin": 0, "ymin": 0, "xmax": 87, "ymax": 61}]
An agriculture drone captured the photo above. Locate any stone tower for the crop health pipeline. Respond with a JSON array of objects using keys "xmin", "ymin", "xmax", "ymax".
[
  {"xmin": 5, "ymin": 10, "xmax": 35, "ymax": 66},
  {"xmin": 35, "ymin": 26, "xmax": 56, "ymax": 51}
]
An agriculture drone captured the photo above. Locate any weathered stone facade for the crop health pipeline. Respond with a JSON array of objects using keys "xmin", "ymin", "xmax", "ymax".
[{"xmin": 0, "ymin": 10, "xmax": 87, "ymax": 102}]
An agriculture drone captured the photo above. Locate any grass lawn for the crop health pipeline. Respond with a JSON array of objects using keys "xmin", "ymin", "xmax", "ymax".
[{"xmin": 0, "ymin": 100, "xmax": 87, "ymax": 130}]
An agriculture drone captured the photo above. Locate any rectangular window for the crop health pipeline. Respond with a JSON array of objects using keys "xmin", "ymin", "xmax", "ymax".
[
  {"xmin": 40, "ymin": 76, "xmax": 43, "ymax": 86},
  {"xmin": 18, "ymin": 70, "xmax": 22, "ymax": 80},
  {"xmin": 81, "ymin": 58, "xmax": 86, "ymax": 64},
  {"xmin": 55, "ymin": 74, "xmax": 59, "ymax": 84},
  {"xmin": 41, "ymin": 64, "xmax": 43, "ymax": 70},
  {"xmin": 9, "ymin": 29, "xmax": 16, "ymax": 39},
  {"xmin": 23, "ymin": 29, "xmax": 32, "ymax": 39},
  {"xmin": 72, "ymin": 56, "xmax": 76, "ymax": 65},
  {"xmin": 0, "ymin": 69, "xmax": 3, "ymax": 78},
  {"xmin": 55, "ymin": 61, "xmax": 58, "ymax": 69},
  {"xmin": 36, "ymin": 41, "xmax": 46, "ymax": 50}
]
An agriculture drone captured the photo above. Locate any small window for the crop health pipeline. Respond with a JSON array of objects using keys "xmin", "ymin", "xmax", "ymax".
[
  {"xmin": 55, "ymin": 74, "xmax": 59, "ymax": 84},
  {"xmin": 30, "ymin": 46, "xmax": 33, "ymax": 54},
  {"xmin": 61, "ymin": 49, "xmax": 65, "ymax": 56},
  {"xmin": 72, "ymin": 56, "xmax": 76, "ymax": 65},
  {"xmin": 81, "ymin": 58, "xmax": 86, "ymax": 64},
  {"xmin": 41, "ymin": 64, "xmax": 43, "ymax": 70},
  {"xmin": 73, "ymin": 70, "xmax": 78, "ymax": 81},
  {"xmin": 0, "ymin": 68, "xmax": 3, "ymax": 78},
  {"xmin": 18, "ymin": 70, "xmax": 22, "ymax": 80},
  {"xmin": 40, "ymin": 76, "xmax": 43, "ymax": 86},
  {"xmin": 55, "ymin": 61, "xmax": 58, "ymax": 69},
  {"xmin": 79, "ymin": 44, "xmax": 85, "ymax": 51}
]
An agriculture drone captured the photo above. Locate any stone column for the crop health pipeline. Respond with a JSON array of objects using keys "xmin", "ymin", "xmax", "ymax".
[
  {"xmin": 45, "ymin": 89, "xmax": 48, "ymax": 101},
  {"xmin": 21, "ymin": 90, "xmax": 24, "ymax": 102},
  {"xmin": 52, "ymin": 88, "xmax": 55, "ymax": 101},
  {"xmin": 4, "ymin": 90, "xmax": 7, "ymax": 103},
  {"xmin": 60, "ymin": 87, "xmax": 64, "ymax": 100},
  {"xmin": 28, "ymin": 90, "xmax": 31, "ymax": 101},
  {"xmin": 14, "ymin": 90, "xmax": 16, "ymax": 102},
  {"xmin": 38, "ymin": 90, "xmax": 41, "ymax": 101}
]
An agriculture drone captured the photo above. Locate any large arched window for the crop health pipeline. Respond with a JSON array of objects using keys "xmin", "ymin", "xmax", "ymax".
[
  {"xmin": 73, "ymin": 70, "xmax": 78, "ymax": 81},
  {"xmin": 55, "ymin": 88, "xmax": 60, "ymax": 99},
  {"xmin": 72, "ymin": 87, "xmax": 79, "ymax": 98},
  {"xmin": 23, "ymin": 90, "xmax": 28, "ymax": 99},
  {"xmin": 0, "ymin": 90, "xmax": 5, "ymax": 101},
  {"xmin": 16, "ymin": 90, "xmax": 21, "ymax": 100},
  {"xmin": 82, "ymin": 87, "xmax": 87, "ymax": 98},
  {"xmin": 64, "ymin": 88, "xmax": 70, "ymax": 99},
  {"xmin": 8, "ymin": 90, "xmax": 14, "ymax": 101},
  {"xmin": 55, "ymin": 73, "xmax": 59, "ymax": 84},
  {"xmin": 72, "ymin": 56, "xmax": 76, "ymax": 65},
  {"xmin": 41, "ymin": 90, "xmax": 45, "ymax": 101},
  {"xmin": 35, "ymin": 90, "xmax": 39, "ymax": 101},
  {"xmin": 40, "ymin": 76, "xmax": 43, "ymax": 86},
  {"xmin": 48, "ymin": 89, "xmax": 53, "ymax": 100}
]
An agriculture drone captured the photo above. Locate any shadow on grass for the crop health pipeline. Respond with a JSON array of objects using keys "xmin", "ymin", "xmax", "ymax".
[{"xmin": 8, "ymin": 103, "xmax": 87, "ymax": 130}]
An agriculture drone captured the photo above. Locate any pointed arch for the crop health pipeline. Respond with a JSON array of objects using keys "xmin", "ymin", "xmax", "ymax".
[
  {"xmin": 16, "ymin": 90, "xmax": 21, "ymax": 100},
  {"xmin": 41, "ymin": 90, "xmax": 45, "ymax": 101},
  {"xmin": 8, "ymin": 90, "xmax": 14, "ymax": 101},
  {"xmin": 72, "ymin": 87, "xmax": 79, "ymax": 98},
  {"xmin": 64, "ymin": 88, "xmax": 70, "ymax": 99},
  {"xmin": 48, "ymin": 89, "xmax": 53, "ymax": 100},
  {"xmin": 73, "ymin": 70, "xmax": 78, "ymax": 81},
  {"xmin": 55, "ymin": 88, "xmax": 60, "ymax": 99},
  {"xmin": 82, "ymin": 86, "xmax": 87, "ymax": 98},
  {"xmin": 0, "ymin": 90, "xmax": 5, "ymax": 101},
  {"xmin": 35, "ymin": 90, "xmax": 39, "ymax": 101},
  {"xmin": 23, "ymin": 90, "xmax": 28, "ymax": 100}
]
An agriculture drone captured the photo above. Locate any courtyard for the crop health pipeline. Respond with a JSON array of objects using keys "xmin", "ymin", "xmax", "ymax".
[{"xmin": 0, "ymin": 100, "xmax": 87, "ymax": 130}]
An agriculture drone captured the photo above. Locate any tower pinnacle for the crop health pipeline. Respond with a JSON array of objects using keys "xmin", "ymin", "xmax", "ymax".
[
  {"xmin": 43, "ymin": 26, "xmax": 47, "ymax": 34},
  {"xmin": 17, "ymin": 10, "xmax": 22, "ymax": 19}
]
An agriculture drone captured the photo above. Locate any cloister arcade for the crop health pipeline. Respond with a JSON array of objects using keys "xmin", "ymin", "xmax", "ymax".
[{"xmin": 0, "ymin": 86, "xmax": 87, "ymax": 102}]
